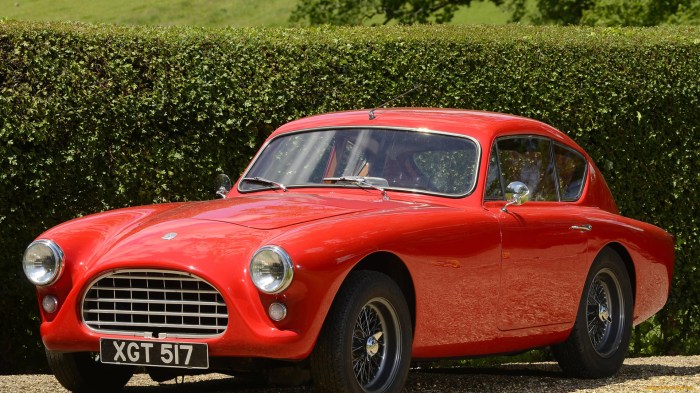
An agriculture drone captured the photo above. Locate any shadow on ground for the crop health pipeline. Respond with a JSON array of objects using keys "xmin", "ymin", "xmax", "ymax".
[
  {"xmin": 405, "ymin": 361, "xmax": 700, "ymax": 392},
  {"xmin": 121, "ymin": 361, "xmax": 700, "ymax": 392}
]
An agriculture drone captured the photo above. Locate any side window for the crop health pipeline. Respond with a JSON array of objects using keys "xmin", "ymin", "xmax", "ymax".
[
  {"xmin": 496, "ymin": 137, "xmax": 558, "ymax": 202},
  {"xmin": 484, "ymin": 144, "xmax": 504, "ymax": 200},
  {"xmin": 554, "ymin": 144, "xmax": 587, "ymax": 201}
]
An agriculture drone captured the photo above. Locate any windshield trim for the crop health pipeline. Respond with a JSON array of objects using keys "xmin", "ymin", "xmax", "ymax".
[{"xmin": 237, "ymin": 126, "xmax": 482, "ymax": 199}]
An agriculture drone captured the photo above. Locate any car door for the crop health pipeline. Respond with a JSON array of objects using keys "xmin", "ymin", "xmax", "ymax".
[{"xmin": 483, "ymin": 136, "xmax": 591, "ymax": 331}]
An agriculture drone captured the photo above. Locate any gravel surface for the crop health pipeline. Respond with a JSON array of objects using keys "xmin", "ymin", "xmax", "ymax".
[{"xmin": 1, "ymin": 356, "xmax": 698, "ymax": 393}]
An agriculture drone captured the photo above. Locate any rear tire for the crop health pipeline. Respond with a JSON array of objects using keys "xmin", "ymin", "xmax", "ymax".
[
  {"xmin": 46, "ymin": 350, "xmax": 134, "ymax": 392},
  {"xmin": 311, "ymin": 271, "xmax": 412, "ymax": 393},
  {"xmin": 552, "ymin": 248, "xmax": 633, "ymax": 378}
]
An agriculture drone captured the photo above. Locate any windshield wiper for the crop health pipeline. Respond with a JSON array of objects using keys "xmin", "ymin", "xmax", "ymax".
[
  {"xmin": 241, "ymin": 177, "xmax": 288, "ymax": 192},
  {"xmin": 323, "ymin": 176, "xmax": 388, "ymax": 200}
]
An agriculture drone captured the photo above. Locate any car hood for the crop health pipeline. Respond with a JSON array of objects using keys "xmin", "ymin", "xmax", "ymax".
[
  {"xmin": 49, "ymin": 192, "xmax": 422, "ymax": 275},
  {"xmin": 180, "ymin": 193, "xmax": 387, "ymax": 230}
]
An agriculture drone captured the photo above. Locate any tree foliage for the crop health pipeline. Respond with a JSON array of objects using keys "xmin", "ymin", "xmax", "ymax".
[
  {"xmin": 290, "ymin": 0, "xmax": 498, "ymax": 25},
  {"xmin": 290, "ymin": 0, "xmax": 700, "ymax": 26},
  {"xmin": 583, "ymin": 0, "xmax": 700, "ymax": 26},
  {"xmin": 509, "ymin": 0, "xmax": 700, "ymax": 26}
]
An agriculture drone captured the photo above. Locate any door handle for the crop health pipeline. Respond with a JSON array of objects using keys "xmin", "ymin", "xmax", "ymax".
[{"xmin": 570, "ymin": 224, "xmax": 592, "ymax": 232}]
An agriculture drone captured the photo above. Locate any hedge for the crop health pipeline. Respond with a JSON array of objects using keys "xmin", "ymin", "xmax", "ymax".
[{"xmin": 0, "ymin": 21, "xmax": 698, "ymax": 373}]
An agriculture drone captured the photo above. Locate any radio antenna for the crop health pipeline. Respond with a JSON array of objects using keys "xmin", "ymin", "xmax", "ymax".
[{"xmin": 368, "ymin": 84, "xmax": 422, "ymax": 120}]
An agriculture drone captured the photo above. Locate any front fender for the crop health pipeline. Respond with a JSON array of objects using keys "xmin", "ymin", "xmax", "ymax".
[{"xmin": 32, "ymin": 203, "xmax": 186, "ymax": 322}]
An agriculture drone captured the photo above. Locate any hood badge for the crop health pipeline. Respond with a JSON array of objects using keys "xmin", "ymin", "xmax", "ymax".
[{"xmin": 162, "ymin": 232, "xmax": 178, "ymax": 240}]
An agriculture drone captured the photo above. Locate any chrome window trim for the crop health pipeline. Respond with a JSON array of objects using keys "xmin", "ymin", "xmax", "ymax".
[
  {"xmin": 80, "ymin": 269, "xmax": 228, "ymax": 339},
  {"xmin": 237, "ymin": 126, "xmax": 482, "ymax": 199}
]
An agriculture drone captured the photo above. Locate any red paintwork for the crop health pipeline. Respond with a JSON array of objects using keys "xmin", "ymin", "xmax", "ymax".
[{"xmin": 33, "ymin": 109, "xmax": 674, "ymax": 362}]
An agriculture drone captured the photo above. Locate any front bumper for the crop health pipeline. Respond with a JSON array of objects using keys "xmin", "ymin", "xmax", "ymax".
[{"xmin": 39, "ymin": 259, "xmax": 330, "ymax": 360}]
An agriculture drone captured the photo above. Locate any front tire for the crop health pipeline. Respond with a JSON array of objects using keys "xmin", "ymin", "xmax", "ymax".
[
  {"xmin": 311, "ymin": 271, "xmax": 412, "ymax": 393},
  {"xmin": 46, "ymin": 350, "xmax": 135, "ymax": 392},
  {"xmin": 552, "ymin": 248, "xmax": 633, "ymax": 378}
]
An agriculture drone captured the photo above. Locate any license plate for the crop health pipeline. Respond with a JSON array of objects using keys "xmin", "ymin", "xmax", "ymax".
[{"xmin": 100, "ymin": 338, "xmax": 209, "ymax": 369}]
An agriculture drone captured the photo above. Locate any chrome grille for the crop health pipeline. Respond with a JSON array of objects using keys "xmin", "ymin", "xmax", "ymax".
[{"xmin": 82, "ymin": 270, "xmax": 228, "ymax": 337}]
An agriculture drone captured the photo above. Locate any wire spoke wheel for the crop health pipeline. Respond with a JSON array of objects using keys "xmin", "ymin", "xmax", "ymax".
[
  {"xmin": 311, "ymin": 271, "xmax": 411, "ymax": 393},
  {"xmin": 552, "ymin": 249, "xmax": 633, "ymax": 378},
  {"xmin": 585, "ymin": 268, "xmax": 625, "ymax": 358},
  {"xmin": 351, "ymin": 298, "xmax": 402, "ymax": 391}
]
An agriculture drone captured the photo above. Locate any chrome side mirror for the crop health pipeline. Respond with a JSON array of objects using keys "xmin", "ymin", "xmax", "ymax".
[
  {"xmin": 502, "ymin": 181, "xmax": 530, "ymax": 212},
  {"xmin": 215, "ymin": 174, "xmax": 232, "ymax": 199}
]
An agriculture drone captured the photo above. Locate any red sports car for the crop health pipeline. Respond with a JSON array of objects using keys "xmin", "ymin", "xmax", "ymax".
[{"xmin": 23, "ymin": 109, "xmax": 674, "ymax": 393}]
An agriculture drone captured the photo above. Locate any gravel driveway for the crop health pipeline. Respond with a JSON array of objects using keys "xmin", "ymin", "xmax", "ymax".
[{"xmin": 2, "ymin": 356, "xmax": 698, "ymax": 393}]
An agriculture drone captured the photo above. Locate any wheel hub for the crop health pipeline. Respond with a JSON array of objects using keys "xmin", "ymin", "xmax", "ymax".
[
  {"xmin": 586, "ymin": 268, "xmax": 625, "ymax": 357},
  {"xmin": 366, "ymin": 336, "xmax": 380, "ymax": 357},
  {"xmin": 598, "ymin": 304, "xmax": 611, "ymax": 323},
  {"xmin": 352, "ymin": 301, "xmax": 396, "ymax": 389}
]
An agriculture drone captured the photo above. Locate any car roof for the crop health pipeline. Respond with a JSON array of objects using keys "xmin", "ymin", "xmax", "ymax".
[{"xmin": 271, "ymin": 108, "xmax": 584, "ymax": 153}]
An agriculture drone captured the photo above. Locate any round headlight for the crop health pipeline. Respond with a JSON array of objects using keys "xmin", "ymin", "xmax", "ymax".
[
  {"xmin": 250, "ymin": 246, "xmax": 294, "ymax": 294},
  {"xmin": 22, "ymin": 240, "xmax": 64, "ymax": 286}
]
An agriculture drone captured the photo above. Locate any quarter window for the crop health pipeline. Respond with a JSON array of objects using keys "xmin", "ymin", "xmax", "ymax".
[
  {"xmin": 484, "ymin": 145, "xmax": 504, "ymax": 200},
  {"xmin": 554, "ymin": 144, "xmax": 587, "ymax": 201}
]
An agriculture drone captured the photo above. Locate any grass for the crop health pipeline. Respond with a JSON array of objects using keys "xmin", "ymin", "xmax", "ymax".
[
  {"xmin": 2, "ymin": 0, "xmax": 297, "ymax": 27},
  {"xmin": 1, "ymin": 0, "xmax": 509, "ymax": 27},
  {"xmin": 451, "ymin": 1, "xmax": 510, "ymax": 25}
]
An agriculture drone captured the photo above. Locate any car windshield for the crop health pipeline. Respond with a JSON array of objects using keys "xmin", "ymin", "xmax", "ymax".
[{"xmin": 240, "ymin": 128, "xmax": 479, "ymax": 196}]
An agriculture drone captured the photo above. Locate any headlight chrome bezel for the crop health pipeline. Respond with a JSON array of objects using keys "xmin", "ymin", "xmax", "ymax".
[
  {"xmin": 23, "ymin": 239, "xmax": 65, "ymax": 286},
  {"xmin": 249, "ymin": 245, "xmax": 294, "ymax": 294}
]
